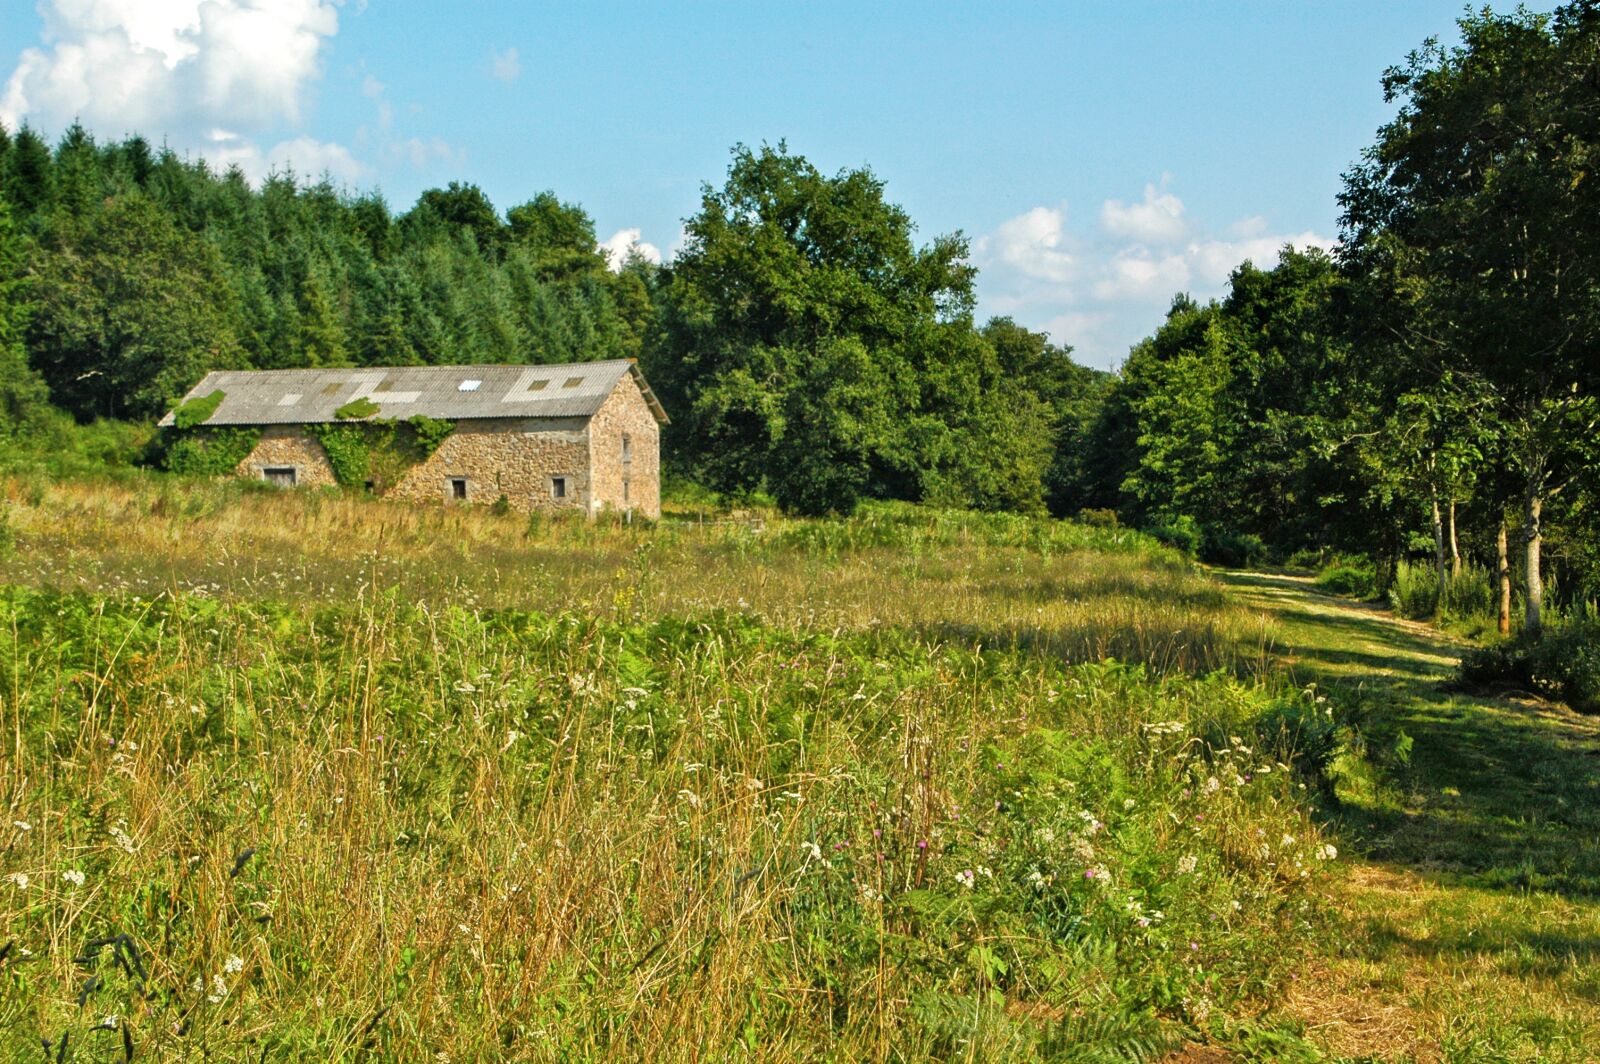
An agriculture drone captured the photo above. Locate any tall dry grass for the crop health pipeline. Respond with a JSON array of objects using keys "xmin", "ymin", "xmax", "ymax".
[{"xmin": 0, "ymin": 475, "xmax": 1331, "ymax": 1061}]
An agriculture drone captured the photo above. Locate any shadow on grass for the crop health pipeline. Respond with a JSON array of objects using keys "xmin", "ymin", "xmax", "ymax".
[{"xmin": 1217, "ymin": 568, "xmax": 1600, "ymax": 900}]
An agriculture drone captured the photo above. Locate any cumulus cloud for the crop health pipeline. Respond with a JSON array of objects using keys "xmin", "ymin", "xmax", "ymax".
[
  {"xmin": 1100, "ymin": 182, "xmax": 1187, "ymax": 244},
  {"xmin": 1090, "ymin": 250, "xmax": 1191, "ymax": 302},
  {"xmin": 599, "ymin": 228, "xmax": 662, "ymax": 271},
  {"xmin": 490, "ymin": 46, "xmax": 521, "ymax": 84},
  {"xmin": 202, "ymin": 129, "xmax": 366, "ymax": 184},
  {"xmin": 975, "ymin": 180, "xmax": 1334, "ymax": 367},
  {"xmin": 974, "ymin": 204, "xmax": 1076, "ymax": 284},
  {"xmin": 2, "ymin": 0, "xmax": 340, "ymax": 134},
  {"xmin": 0, "ymin": 0, "xmax": 365, "ymax": 186}
]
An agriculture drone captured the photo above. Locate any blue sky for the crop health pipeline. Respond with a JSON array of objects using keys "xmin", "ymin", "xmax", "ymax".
[{"xmin": 0, "ymin": 1, "xmax": 1553, "ymax": 367}]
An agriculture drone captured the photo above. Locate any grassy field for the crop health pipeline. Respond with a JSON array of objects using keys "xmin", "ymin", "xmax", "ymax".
[
  {"xmin": 1223, "ymin": 572, "xmax": 1600, "ymax": 1063},
  {"xmin": 0, "ymin": 474, "xmax": 1592, "ymax": 1061}
]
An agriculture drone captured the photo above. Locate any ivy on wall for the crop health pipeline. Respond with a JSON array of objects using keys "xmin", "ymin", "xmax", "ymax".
[
  {"xmin": 306, "ymin": 415, "xmax": 456, "ymax": 490},
  {"xmin": 158, "ymin": 427, "xmax": 262, "ymax": 476}
]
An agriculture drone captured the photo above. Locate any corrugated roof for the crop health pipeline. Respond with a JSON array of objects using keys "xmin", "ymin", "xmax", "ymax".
[{"xmin": 159, "ymin": 360, "xmax": 669, "ymax": 427}]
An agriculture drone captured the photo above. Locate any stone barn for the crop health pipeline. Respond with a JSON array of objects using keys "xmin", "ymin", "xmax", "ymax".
[{"xmin": 160, "ymin": 360, "xmax": 668, "ymax": 518}]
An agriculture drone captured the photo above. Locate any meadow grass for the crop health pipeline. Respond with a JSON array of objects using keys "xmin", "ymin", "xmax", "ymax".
[
  {"xmin": 0, "ymin": 476, "xmax": 1347, "ymax": 1060},
  {"xmin": 1222, "ymin": 570, "xmax": 1600, "ymax": 1063}
]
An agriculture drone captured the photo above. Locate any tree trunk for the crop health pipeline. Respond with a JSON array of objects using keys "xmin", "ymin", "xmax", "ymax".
[
  {"xmin": 1525, "ymin": 484, "xmax": 1544, "ymax": 636},
  {"xmin": 1497, "ymin": 516, "xmax": 1512, "ymax": 636},
  {"xmin": 1449, "ymin": 499, "xmax": 1460, "ymax": 580},
  {"xmin": 1430, "ymin": 485, "xmax": 1448, "ymax": 617}
]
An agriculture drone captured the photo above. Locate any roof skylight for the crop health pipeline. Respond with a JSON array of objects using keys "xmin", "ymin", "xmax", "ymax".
[{"xmin": 459, "ymin": 379, "xmax": 482, "ymax": 392}]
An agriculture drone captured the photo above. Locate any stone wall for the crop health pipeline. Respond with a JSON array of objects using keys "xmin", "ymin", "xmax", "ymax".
[
  {"xmin": 587, "ymin": 372, "xmax": 662, "ymax": 519},
  {"xmin": 387, "ymin": 418, "xmax": 592, "ymax": 513},
  {"xmin": 236, "ymin": 426, "xmax": 338, "ymax": 487}
]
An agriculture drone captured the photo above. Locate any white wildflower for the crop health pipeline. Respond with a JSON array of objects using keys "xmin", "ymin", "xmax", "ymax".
[
  {"xmin": 108, "ymin": 821, "xmax": 137, "ymax": 854},
  {"xmin": 1316, "ymin": 843, "xmax": 1338, "ymax": 862},
  {"xmin": 223, "ymin": 954, "xmax": 244, "ymax": 975},
  {"xmin": 1281, "ymin": 834, "xmax": 1297, "ymax": 848},
  {"xmin": 7, "ymin": 872, "xmax": 28, "ymax": 889},
  {"xmin": 801, "ymin": 841, "xmax": 823, "ymax": 863},
  {"xmin": 1203, "ymin": 776, "xmax": 1221, "ymax": 795},
  {"xmin": 1176, "ymin": 855, "xmax": 1198, "ymax": 875},
  {"xmin": 955, "ymin": 869, "xmax": 976, "ymax": 889},
  {"xmin": 1122, "ymin": 798, "xmax": 1137, "ymax": 811},
  {"xmin": 207, "ymin": 973, "xmax": 228, "ymax": 1003},
  {"xmin": 62, "ymin": 869, "xmax": 85, "ymax": 888},
  {"xmin": 677, "ymin": 789, "xmax": 701, "ymax": 810}
]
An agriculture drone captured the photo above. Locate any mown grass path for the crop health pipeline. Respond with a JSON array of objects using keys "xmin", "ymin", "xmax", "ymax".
[{"xmin": 1218, "ymin": 571, "xmax": 1600, "ymax": 1064}]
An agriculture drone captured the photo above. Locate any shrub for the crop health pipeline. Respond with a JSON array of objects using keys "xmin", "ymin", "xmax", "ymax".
[
  {"xmin": 156, "ymin": 427, "xmax": 262, "ymax": 476},
  {"xmin": 1460, "ymin": 619, "xmax": 1600, "ymax": 713},
  {"xmin": 1317, "ymin": 560, "xmax": 1377, "ymax": 600},
  {"xmin": 1199, "ymin": 527, "xmax": 1266, "ymax": 568},
  {"xmin": 1388, "ymin": 561, "xmax": 1439, "ymax": 619},
  {"xmin": 1388, "ymin": 561, "xmax": 1496, "ymax": 622},
  {"xmin": 1145, "ymin": 515, "xmax": 1201, "ymax": 556}
]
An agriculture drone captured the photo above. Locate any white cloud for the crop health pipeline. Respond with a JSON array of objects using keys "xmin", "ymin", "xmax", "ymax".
[
  {"xmin": 975, "ymin": 204, "xmax": 1076, "ymax": 284},
  {"xmin": 202, "ymin": 129, "xmax": 367, "ymax": 184},
  {"xmin": 1187, "ymin": 231, "xmax": 1333, "ymax": 288},
  {"xmin": 599, "ymin": 228, "xmax": 662, "ymax": 271},
  {"xmin": 975, "ymin": 179, "xmax": 1335, "ymax": 367},
  {"xmin": 1091, "ymin": 250, "xmax": 1191, "ymax": 302},
  {"xmin": 490, "ymin": 46, "xmax": 520, "ymax": 84},
  {"xmin": 1, "ymin": 0, "xmax": 359, "ymax": 186},
  {"xmin": 1100, "ymin": 183, "xmax": 1187, "ymax": 244},
  {"xmin": 386, "ymin": 135, "xmax": 464, "ymax": 171},
  {"xmin": 3, "ymin": 0, "xmax": 340, "ymax": 133}
]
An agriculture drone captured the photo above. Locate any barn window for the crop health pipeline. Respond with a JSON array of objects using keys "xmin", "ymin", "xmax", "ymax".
[
  {"xmin": 458, "ymin": 379, "xmax": 482, "ymax": 392},
  {"xmin": 450, "ymin": 478, "xmax": 468, "ymax": 500},
  {"xmin": 622, "ymin": 478, "xmax": 630, "ymax": 504},
  {"xmin": 550, "ymin": 477, "xmax": 568, "ymax": 499},
  {"xmin": 263, "ymin": 467, "xmax": 297, "ymax": 487},
  {"xmin": 621, "ymin": 434, "xmax": 632, "ymax": 464},
  {"xmin": 562, "ymin": 376, "xmax": 584, "ymax": 389}
]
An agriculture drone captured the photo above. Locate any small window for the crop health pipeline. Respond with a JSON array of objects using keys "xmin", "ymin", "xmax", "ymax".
[
  {"xmin": 320, "ymin": 382, "xmax": 343, "ymax": 397},
  {"xmin": 551, "ymin": 477, "xmax": 567, "ymax": 499},
  {"xmin": 562, "ymin": 376, "xmax": 585, "ymax": 389},
  {"xmin": 450, "ymin": 478, "xmax": 468, "ymax": 500},
  {"xmin": 622, "ymin": 478, "xmax": 630, "ymax": 504},
  {"xmin": 524, "ymin": 379, "xmax": 549, "ymax": 392},
  {"xmin": 621, "ymin": 434, "xmax": 632, "ymax": 464},
  {"xmin": 263, "ymin": 467, "xmax": 296, "ymax": 487},
  {"xmin": 458, "ymin": 379, "xmax": 482, "ymax": 392}
]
